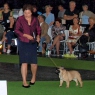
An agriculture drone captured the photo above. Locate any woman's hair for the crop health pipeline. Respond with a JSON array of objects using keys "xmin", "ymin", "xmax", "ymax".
[
  {"xmin": 45, "ymin": 5, "xmax": 52, "ymax": 10},
  {"xmin": 82, "ymin": 4, "xmax": 88, "ymax": 8},
  {"xmin": 4, "ymin": 3, "xmax": 10, "ymax": 9},
  {"xmin": 23, "ymin": 4, "xmax": 33, "ymax": 13},
  {"xmin": 89, "ymin": 17, "xmax": 95, "ymax": 23},
  {"xmin": 32, "ymin": 5, "xmax": 37, "ymax": 9},
  {"xmin": 55, "ymin": 18, "xmax": 62, "ymax": 23},
  {"xmin": 73, "ymin": 17, "xmax": 80, "ymax": 23},
  {"xmin": 40, "ymin": 15, "xmax": 46, "ymax": 21}
]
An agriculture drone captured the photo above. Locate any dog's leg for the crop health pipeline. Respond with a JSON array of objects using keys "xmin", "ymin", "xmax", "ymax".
[
  {"xmin": 66, "ymin": 81, "xmax": 69, "ymax": 88},
  {"xmin": 73, "ymin": 79, "xmax": 78, "ymax": 86},
  {"xmin": 59, "ymin": 79, "xmax": 64, "ymax": 87},
  {"xmin": 77, "ymin": 77, "xmax": 83, "ymax": 87}
]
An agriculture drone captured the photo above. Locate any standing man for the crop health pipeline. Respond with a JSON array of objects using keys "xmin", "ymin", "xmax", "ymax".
[{"xmin": 64, "ymin": 1, "xmax": 79, "ymax": 28}]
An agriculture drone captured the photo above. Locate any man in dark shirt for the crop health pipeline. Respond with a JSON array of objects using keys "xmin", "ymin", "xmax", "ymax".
[{"xmin": 64, "ymin": 1, "xmax": 79, "ymax": 26}]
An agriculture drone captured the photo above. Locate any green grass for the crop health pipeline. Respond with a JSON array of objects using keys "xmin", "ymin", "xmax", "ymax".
[
  {"xmin": 0, "ymin": 54, "xmax": 95, "ymax": 70},
  {"xmin": 8, "ymin": 81, "xmax": 95, "ymax": 95}
]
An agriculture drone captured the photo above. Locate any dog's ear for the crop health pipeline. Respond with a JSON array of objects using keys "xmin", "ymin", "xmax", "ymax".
[{"xmin": 61, "ymin": 66, "xmax": 64, "ymax": 70}]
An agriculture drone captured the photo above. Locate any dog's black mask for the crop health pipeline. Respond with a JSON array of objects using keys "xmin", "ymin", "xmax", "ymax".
[{"xmin": 55, "ymin": 68, "xmax": 60, "ymax": 75}]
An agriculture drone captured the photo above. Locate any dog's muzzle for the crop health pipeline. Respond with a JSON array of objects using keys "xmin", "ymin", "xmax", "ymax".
[{"xmin": 55, "ymin": 68, "xmax": 60, "ymax": 74}]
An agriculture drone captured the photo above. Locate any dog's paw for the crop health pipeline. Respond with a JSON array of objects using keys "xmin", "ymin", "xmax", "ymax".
[
  {"xmin": 59, "ymin": 85, "xmax": 62, "ymax": 87},
  {"xmin": 66, "ymin": 86, "xmax": 69, "ymax": 88}
]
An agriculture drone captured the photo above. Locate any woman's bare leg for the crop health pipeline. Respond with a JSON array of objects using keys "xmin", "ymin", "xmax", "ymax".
[
  {"xmin": 7, "ymin": 45, "xmax": 11, "ymax": 50},
  {"xmin": 56, "ymin": 40, "xmax": 60, "ymax": 55},
  {"xmin": 50, "ymin": 35, "xmax": 63, "ymax": 50},
  {"xmin": 30, "ymin": 64, "xmax": 37, "ymax": 83},
  {"xmin": 50, "ymin": 35, "xmax": 60, "ymax": 50},
  {"xmin": 1, "ymin": 32, "xmax": 6, "ymax": 42},
  {"xmin": 67, "ymin": 42, "xmax": 73, "ymax": 54},
  {"xmin": 21, "ymin": 63, "xmax": 28, "ymax": 86}
]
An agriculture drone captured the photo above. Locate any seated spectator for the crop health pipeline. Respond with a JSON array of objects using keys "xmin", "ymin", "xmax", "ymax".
[
  {"xmin": 32, "ymin": 5, "xmax": 42, "ymax": 17},
  {"xmin": 66, "ymin": 17, "xmax": 82, "ymax": 57},
  {"xmin": 0, "ymin": 3, "xmax": 13, "ymax": 26},
  {"xmin": 0, "ymin": 16, "xmax": 16, "ymax": 54},
  {"xmin": 58, "ymin": 5, "xmax": 66, "ymax": 19},
  {"xmin": 50, "ymin": 18, "xmax": 66, "ymax": 56},
  {"xmin": 64, "ymin": 1, "xmax": 79, "ymax": 28},
  {"xmin": 38, "ymin": 15, "xmax": 50, "ymax": 54},
  {"xmin": 79, "ymin": 4, "xmax": 95, "ymax": 25},
  {"xmin": 78, "ymin": 17, "xmax": 95, "ymax": 45},
  {"xmin": 43, "ymin": 5, "xmax": 55, "ymax": 28}
]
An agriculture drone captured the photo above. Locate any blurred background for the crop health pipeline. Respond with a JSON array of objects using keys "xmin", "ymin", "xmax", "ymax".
[{"xmin": 0, "ymin": 0, "xmax": 95, "ymax": 18}]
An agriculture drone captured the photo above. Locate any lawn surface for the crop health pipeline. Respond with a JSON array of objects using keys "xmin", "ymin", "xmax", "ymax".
[
  {"xmin": 8, "ymin": 81, "xmax": 95, "ymax": 95},
  {"xmin": 0, "ymin": 54, "xmax": 95, "ymax": 70}
]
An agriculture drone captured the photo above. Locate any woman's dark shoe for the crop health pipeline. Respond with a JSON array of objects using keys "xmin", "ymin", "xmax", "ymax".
[
  {"xmin": 22, "ymin": 85, "xmax": 30, "ymax": 88},
  {"xmin": 30, "ymin": 82, "xmax": 35, "ymax": 85}
]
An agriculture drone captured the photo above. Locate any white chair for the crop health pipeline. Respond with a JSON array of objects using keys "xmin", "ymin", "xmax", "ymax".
[
  {"xmin": 47, "ymin": 27, "xmax": 52, "ymax": 40},
  {"xmin": 60, "ymin": 30, "xmax": 69, "ymax": 54}
]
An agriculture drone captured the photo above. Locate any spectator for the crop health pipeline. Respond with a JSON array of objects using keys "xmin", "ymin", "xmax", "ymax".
[
  {"xmin": 50, "ymin": 18, "xmax": 66, "ymax": 56},
  {"xmin": 38, "ymin": 15, "xmax": 50, "ymax": 54},
  {"xmin": 0, "ymin": 3, "xmax": 13, "ymax": 26},
  {"xmin": 64, "ymin": 1, "xmax": 79, "ymax": 28},
  {"xmin": 43, "ymin": 5, "xmax": 55, "ymax": 28},
  {"xmin": 58, "ymin": 5, "xmax": 66, "ymax": 19},
  {"xmin": 32, "ymin": 5, "xmax": 42, "ymax": 17},
  {"xmin": 79, "ymin": 4, "xmax": 95, "ymax": 25},
  {"xmin": 78, "ymin": 17, "xmax": 95, "ymax": 44},
  {"xmin": 65, "ymin": 17, "xmax": 82, "ymax": 57},
  {"xmin": 0, "ymin": 16, "xmax": 16, "ymax": 54}
]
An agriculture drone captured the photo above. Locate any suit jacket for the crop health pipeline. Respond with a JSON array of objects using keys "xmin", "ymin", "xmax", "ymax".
[
  {"xmin": 15, "ymin": 16, "xmax": 41, "ymax": 43},
  {"xmin": 41, "ymin": 22, "xmax": 50, "ymax": 43}
]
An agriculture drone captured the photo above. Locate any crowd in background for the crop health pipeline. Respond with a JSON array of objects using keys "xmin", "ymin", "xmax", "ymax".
[{"xmin": 0, "ymin": 1, "xmax": 95, "ymax": 57}]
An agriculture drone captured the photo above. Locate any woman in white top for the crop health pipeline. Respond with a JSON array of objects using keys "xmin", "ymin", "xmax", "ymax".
[{"xmin": 67, "ymin": 17, "xmax": 82, "ymax": 57}]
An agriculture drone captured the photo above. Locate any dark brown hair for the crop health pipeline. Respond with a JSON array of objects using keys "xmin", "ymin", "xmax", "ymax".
[
  {"xmin": 4, "ymin": 3, "xmax": 10, "ymax": 9},
  {"xmin": 23, "ymin": 4, "xmax": 33, "ymax": 13},
  {"xmin": 40, "ymin": 15, "xmax": 46, "ymax": 21},
  {"xmin": 55, "ymin": 18, "xmax": 62, "ymax": 23}
]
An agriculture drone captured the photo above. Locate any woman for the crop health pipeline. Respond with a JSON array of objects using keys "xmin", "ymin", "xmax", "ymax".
[
  {"xmin": 79, "ymin": 4, "xmax": 94, "ymax": 25},
  {"xmin": 0, "ymin": 16, "xmax": 15, "ymax": 54},
  {"xmin": 43, "ymin": 5, "xmax": 55, "ymax": 27},
  {"xmin": 79, "ymin": 17, "xmax": 95, "ymax": 44},
  {"xmin": 65, "ymin": 17, "xmax": 82, "ymax": 57},
  {"xmin": 50, "ymin": 18, "xmax": 66, "ymax": 56},
  {"xmin": 0, "ymin": 3, "xmax": 13, "ymax": 26},
  {"xmin": 15, "ymin": 4, "xmax": 41, "ymax": 88}
]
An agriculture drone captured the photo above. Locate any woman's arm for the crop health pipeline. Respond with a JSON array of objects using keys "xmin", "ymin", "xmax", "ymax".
[
  {"xmin": 0, "ymin": 11, "xmax": 3, "ymax": 21},
  {"xmin": 14, "ymin": 18, "xmax": 25, "ymax": 39},
  {"xmin": 10, "ymin": 11, "xmax": 13, "ymax": 16}
]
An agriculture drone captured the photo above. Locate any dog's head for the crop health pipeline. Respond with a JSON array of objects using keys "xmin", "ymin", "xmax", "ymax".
[{"xmin": 55, "ymin": 67, "xmax": 64, "ymax": 74}]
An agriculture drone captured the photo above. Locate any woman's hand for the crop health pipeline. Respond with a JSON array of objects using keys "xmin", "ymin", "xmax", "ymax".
[
  {"xmin": 23, "ymin": 34, "xmax": 34, "ymax": 40},
  {"xmin": 36, "ymin": 35, "xmax": 40, "ymax": 43},
  {"xmin": 84, "ymin": 33, "xmax": 89, "ymax": 36}
]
